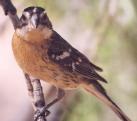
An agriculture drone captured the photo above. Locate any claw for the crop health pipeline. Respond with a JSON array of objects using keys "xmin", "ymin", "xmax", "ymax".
[{"xmin": 34, "ymin": 106, "xmax": 50, "ymax": 121}]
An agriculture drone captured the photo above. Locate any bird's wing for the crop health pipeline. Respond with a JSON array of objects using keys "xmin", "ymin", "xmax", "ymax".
[{"xmin": 46, "ymin": 31, "xmax": 107, "ymax": 83}]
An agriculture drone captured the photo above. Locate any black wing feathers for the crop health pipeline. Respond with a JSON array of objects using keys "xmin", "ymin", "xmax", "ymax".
[{"xmin": 47, "ymin": 31, "xmax": 107, "ymax": 83}]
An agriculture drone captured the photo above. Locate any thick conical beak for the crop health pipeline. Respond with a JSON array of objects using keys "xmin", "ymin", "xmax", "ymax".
[{"xmin": 30, "ymin": 14, "xmax": 39, "ymax": 28}]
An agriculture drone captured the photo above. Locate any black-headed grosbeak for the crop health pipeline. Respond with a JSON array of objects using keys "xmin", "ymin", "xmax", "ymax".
[{"xmin": 12, "ymin": 6, "xmax": 131, "ymax": 121}]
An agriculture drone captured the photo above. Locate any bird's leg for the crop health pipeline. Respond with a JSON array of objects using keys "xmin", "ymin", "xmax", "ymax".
[
  {"xmin": 24, "ymin": 73, "xmax": 65, "ymax": 120},
  {"xmin": 46, "ymin": 88, "xmax": 65, "ymax": 109},
  {"xmin": 34, "ymin": 88, "xmax": 65, "ymax": 118}
]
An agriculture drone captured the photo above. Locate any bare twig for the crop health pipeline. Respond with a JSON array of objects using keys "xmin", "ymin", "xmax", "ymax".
[
  {"xmin": 24, "ymin": 73, "xmax": 34, "ymax": 105},
  {"xmin": 33, "ymin": 79, "xmax": 50, "ymax": 121},
  {"xmin": 0, "ymin": 0, "xmax": 19, "ymax": 29},
  {"xmin": 0, "ymin": 0, "xmax": 16, "ymax": 15},
  {"xmin": 0, "ymin": 1, "xmax": 48, "ymax": 121},
  {"xmin": 24, "ymin": 74, "xmax": 48, "ymax": 121}
]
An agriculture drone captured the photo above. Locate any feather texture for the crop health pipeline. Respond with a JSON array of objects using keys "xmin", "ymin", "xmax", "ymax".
[{"xmin": 47, "ymin": 31, "xmax": 107, "ymax": 83}]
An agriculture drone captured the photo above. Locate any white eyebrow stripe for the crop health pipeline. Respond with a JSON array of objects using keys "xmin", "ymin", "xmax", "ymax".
[
  {"xmin": 33, "ymin": 8, "xmax": 37, "ymax": 13},
  {"xmin": 43, "ymin": 11, "xmax": 47, "ymax": 14},
  {"xmin": 23, "ymin": 12, "xmax": 30, "ymax": 18},
  {"xmin": 40, "ymin": 11, "xmax": 46, "ymax": 17}
]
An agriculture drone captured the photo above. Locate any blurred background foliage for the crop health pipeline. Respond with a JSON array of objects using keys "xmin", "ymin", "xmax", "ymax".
[{"xmin": 0, "ymin": 0, "xmax": 137, "ymax": 121}]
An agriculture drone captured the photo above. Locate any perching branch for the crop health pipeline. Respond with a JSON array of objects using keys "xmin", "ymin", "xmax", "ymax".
[
  {"xmin": 0, "ymin": 0, "xmax": 19, "ymax": 29},
  {"xmin": 24, "ymin": 73, "xmax": 49, "ymax": 121},
  {"xmin": 0, "ymin": 1, "xmax": 48, "ymax": 121},
  {"xmin": 25, "ymin": 73, "xmax": 49, "ymax": 121}
]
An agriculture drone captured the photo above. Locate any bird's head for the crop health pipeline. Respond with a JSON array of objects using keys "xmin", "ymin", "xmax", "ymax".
[
  {"xmin": 19, "ymin": 6, "xmax": 52, "ymax": 29},
  {"xmin": 16, "ymin": 6, "xmax": 53, "ymax": 43}
]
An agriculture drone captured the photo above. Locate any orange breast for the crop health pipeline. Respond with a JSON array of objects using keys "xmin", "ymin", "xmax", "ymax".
[
  {"xmin": 12, "ymin": 32, "xmax": 54, "ymax": 79},
  {"xmin": 12, "ymin": 32, "xmax": 80, "ymax": 89}
]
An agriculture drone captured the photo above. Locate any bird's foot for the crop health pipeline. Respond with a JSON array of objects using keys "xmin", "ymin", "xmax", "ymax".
[{"xmin": 34, "ymin": 106, "xmax": 50, "ymax": 121}]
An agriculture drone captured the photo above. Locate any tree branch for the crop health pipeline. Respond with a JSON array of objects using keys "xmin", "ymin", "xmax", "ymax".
[
  {"xmin": 24, "ymin": 73, "xmax": 49, "ymax": 121},
  {"xmin": 0, "ymin": 0, "xmax": 19, "ymax": 29}
]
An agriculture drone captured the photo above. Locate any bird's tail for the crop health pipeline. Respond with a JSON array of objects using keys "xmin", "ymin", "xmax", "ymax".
[{"xmin": 83, "ymin": 80, "xmax": 131, "ymax": 121}]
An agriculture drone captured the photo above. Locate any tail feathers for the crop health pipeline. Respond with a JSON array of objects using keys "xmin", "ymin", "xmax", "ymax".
[
  {"xmin": 95, "ymin": 72, "xmax": 108, "ymax": 83},
  {"xmin": 83, "ymin": 81, "xmax": 131, "ymax": 121},
  {"xmin": 90, "ymin": 62, "xmax": 103, "ymax": 72}
]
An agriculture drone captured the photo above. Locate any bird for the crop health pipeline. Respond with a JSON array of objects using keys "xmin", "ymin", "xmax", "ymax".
[{"xmin": 12, "ymin": 6, "xmax": 131, "ymax": 121}]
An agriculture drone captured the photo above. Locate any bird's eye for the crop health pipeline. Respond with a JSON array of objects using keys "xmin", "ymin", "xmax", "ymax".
[{"xmin": 21, "ymin": 15, "xmax": 27, "ymax": 21}]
